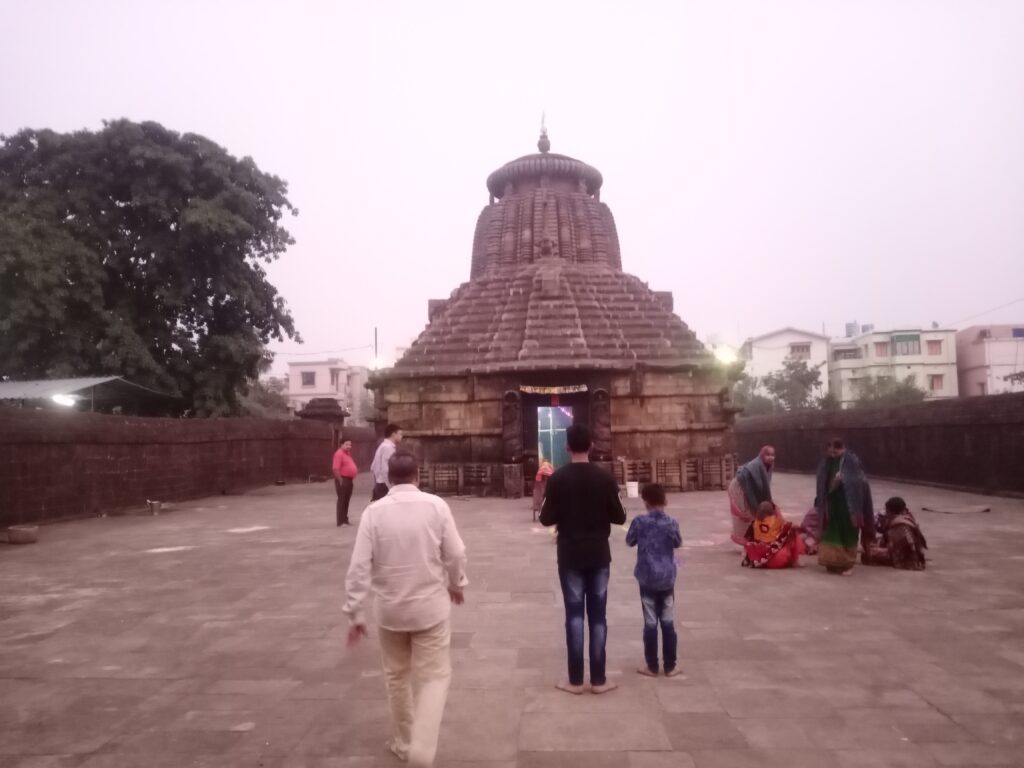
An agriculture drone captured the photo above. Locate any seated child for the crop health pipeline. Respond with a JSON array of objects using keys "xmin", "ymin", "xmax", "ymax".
[
  {"xmin": 862, "ymin": 496, "xmax": 927, "ymax": 570},
  {"xmin": 625, "ymin": 483, "xmax": 682, "ymax": 678},
  {"xmin": 741, "ymin": 501, "xmax": 805, "ymax": 569}
]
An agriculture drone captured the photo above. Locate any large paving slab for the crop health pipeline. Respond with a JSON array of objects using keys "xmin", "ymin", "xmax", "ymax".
[{"xmin": 1, "ymin": 473, "xmax": 1023, "ymax": 767}]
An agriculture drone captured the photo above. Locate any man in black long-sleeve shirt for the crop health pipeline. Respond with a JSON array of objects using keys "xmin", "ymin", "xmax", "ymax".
[{"xmin": 539, "ymin": 424, "xmax": 627, "ymax": 694}]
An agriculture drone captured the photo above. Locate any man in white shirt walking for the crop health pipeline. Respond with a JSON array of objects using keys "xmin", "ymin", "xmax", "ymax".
[
  {"xmin": 344, "ymin": 450, "xmax": 468, "ymax": 767},
  {"xmin": 369, "ymin": 423, "xmax": 403, "ymax": 501}
]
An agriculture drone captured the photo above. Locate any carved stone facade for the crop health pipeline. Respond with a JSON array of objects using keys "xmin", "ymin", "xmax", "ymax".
[{"xmin": 369, "ymin": 132, "xmax": 739, "ymax": 495}]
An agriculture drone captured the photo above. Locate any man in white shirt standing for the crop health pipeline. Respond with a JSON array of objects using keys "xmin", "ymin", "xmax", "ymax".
[
  {"xmin": 344, "ymin": 450, "xmax": 468, "ymax": 767},
  {"xmin": 369, "ymin": 423, "xmax": 403, "ymax": 501}
]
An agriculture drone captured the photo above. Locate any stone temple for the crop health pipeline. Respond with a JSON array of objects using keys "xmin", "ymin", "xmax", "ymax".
[{"xmin": 368, "ymin": 131, "xmax": 739, "ymax": 496}]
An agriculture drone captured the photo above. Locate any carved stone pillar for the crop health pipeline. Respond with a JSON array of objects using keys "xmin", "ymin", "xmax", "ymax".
[
  {"xmin": 501, "ymin": 390, "xmax": 523, "ymax": 463},
  {"xmin": 591, "ymin": 388, "xmax": 612, "ymax": 461}
]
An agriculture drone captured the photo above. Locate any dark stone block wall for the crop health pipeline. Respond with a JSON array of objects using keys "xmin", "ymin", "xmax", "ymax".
[
  {"xmin": 735, "ymin": 393, "xmax": 1024, "ymax": 496},
  {"xmin": 0, "ymin": 408, "xmax": 336, "ymax": 526}
]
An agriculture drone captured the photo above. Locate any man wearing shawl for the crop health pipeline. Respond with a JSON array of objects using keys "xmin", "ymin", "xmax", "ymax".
[
  {"xmin": 815, "ymin": 439, "xmax": 875, "ymax": 574},
  {"xmin": 727, "ymin": 446, "xmax": 775, "ymax": 545}
]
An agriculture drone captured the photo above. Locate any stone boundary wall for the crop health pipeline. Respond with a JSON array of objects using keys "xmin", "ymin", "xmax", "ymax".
[
  {"xmin": 0, "ymin": 407, "xmax": 336, "ymax": 526},
  {"xmin": 735, "ymin": 392, "xmax": 1024, "ymax": 496}
]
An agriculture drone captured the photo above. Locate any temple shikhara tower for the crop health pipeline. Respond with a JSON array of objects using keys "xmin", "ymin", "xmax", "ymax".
[{"xmin": 369, "ymin": 131, "xmax": 739, "ymax": 495}]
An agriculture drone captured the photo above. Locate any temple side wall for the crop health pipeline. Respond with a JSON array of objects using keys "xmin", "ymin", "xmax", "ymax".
[
  {"xmin": 609, "ymin": 371, "xmax": 735, "ymax": 458},
  {"xmin": 735, "ymin": 392, "xmax": 1024, "ymax": 497},
  {"xmin": 0, "ymin": 408, "xmax": 335, "ymax": 526},
  {"xmin": 372, "ymin": 369, "xmax": 737, "ymax": 493}
]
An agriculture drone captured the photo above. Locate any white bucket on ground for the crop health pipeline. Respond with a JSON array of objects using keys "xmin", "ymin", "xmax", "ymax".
[{"xmin": 626, "ymin": 481, "xmax": 640, "ymax": 498}]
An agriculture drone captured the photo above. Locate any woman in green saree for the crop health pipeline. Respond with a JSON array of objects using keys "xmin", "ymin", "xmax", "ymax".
[{"xmin": 815, "ymin": 439, "xmax": 875, "ymax": 574}]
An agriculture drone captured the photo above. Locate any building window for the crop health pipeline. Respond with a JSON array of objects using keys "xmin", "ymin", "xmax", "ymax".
[
  {"xmin": 893, "ymin": 335, "xmax": 921, "ymax": 356},
  {"xmin": 979, "ymin": 383, "xmax": 987, "ymax": 395},
  {"xmin": 301, "ymin": 371, "xmax": 316, "ymax": 387},
  {"xmin": 1013, "ymin": 328, "xmax": 1024, "ymax": 338},
  {"xmin": 833, "ymin": 349, "xmax": 860, "ymax": 361},
  {"xmin": 874, "ymin": 342, "xmax": 890, "ymax": 357},
  {"xmin": 929, "ymin": 374, "xmax": 944, "ymax": 392},
  {"xmin": 927, "ymin": 340, "xmax": 943, "ymax": 355},
  {"xmin": 789, "ymin": 343, "xmax": 811, "ymax": 360}
]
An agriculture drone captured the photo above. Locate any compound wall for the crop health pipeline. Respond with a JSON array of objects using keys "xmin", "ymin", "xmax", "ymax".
[
  {"xmin": 0, "ymin": 407, "xmax": 337, "ymax": 526},
  {"xmin": 735, "ymin": 393, "xmax": 1024, "ymax": 496}
]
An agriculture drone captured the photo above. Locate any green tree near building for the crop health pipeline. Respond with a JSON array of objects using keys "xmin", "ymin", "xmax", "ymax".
[
  {"xmin": 731, "ymin": 374, "xmax": 779, "ymax": 416},
  {"xmin": 761, "ymin": 358, "xmax": 824, "ymax": 411},
  {"xmin": 853, "ymin": 375, "xmax": 927, "ymax": 408},
  {"xmin": 0, "ymin": 120, "xmax": 300, "ymax": 415}
]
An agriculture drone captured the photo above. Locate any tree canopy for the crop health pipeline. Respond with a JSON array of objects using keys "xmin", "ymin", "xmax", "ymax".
[
  {"xmin": 731, "ymin": 374, "xmax": 780, "ymax": 416},
  {"xmin": 854, "ymin": 375, "xmax": 927, "ymax": 408},
  {"xmin": 761, "ymin": 358, "xmax": 823, "ymax": 411},
  {"xmin": 0, "ymin": 119, "xmax": 299, "ymax": 415}
]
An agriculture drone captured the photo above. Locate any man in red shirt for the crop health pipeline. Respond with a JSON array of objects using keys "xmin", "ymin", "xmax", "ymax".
[{"xmin": 333, "ymin": 439, "xmax": 359, "ymax": 526}]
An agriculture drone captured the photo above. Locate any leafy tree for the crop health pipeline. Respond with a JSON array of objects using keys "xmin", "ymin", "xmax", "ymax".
[
  {"xmin": 816, "ymin": 391, "xmax": 841, "ymax": 411},
  {"xmin": 854, "ymin": 375, "xmax": 926, "ymax": 408},
  {"xmin": 732, "ymin": 374, "xmax": 780, "ymax": 417},
  {"xmin": 0, "ymin": 120, "xmax": 299, "ymax": 415},
  {"xmin": 761, "ymin": 359, "xmax": 823, "ymax": 411},
  {"xmin": 241, "ymin": 376, "xmax": 291, "ymax": 418}
]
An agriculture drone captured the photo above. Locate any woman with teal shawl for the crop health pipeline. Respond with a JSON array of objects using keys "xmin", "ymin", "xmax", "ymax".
[{"xmin": 815, "ymin": 439, "xmax": 875, "ymax": 574}]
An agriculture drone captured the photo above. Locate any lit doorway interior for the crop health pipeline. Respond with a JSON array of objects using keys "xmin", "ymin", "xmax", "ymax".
[{"xmin": 537, "ymin": 406, "xmax": 574, "ymax": 468}]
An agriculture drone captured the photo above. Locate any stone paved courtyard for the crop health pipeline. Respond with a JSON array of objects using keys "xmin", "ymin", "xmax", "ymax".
[{"xmin": 1, "ymin": 473, "xmax": 1023, "ymax": 768}]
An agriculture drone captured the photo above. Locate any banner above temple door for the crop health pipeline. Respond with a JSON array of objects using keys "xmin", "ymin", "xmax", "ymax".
[{"xmin": 519, "ymin": 385, "xmax": 589, "ymax": 395}]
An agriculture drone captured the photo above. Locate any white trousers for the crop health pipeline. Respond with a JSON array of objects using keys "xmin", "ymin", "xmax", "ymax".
[{"xmin": 378, "ymin": 619, "xmax": 452, "ymax": 767}]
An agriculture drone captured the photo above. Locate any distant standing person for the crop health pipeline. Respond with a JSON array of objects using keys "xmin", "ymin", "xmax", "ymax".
[
  {"xmin": 369, "ymin": 424, "xmax": 403, "ymax": 501},
  {"xmin": 626, "ymin": 483, "xmax": 682, "ymax": 678},
  {"xmin": 816, "ymin": 438, "xmax": 875, "ymax": 575},
  {"xmin": 540, "ymin": 424, "xmax": 626, "ymax": 695},
  {"xmin": 343, "ymin": 450, "xmax": 468, "ymax": 767},
  {"xmin": 332, "ymin": 438, "xmax": 358, "ymax": 526},
  {"xmin": 727, "ymin": 445, "xmax": 776, "ymax": 545}
]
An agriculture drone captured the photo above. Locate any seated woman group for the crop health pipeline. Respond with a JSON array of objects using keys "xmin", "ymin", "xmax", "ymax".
[{"xmin": 737, "ymin": 437, "xmax": 928, "ymax": 573}]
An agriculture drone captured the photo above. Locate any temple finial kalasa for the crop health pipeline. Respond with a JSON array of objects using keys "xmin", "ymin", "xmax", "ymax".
[{"xmin": 538, "ymin": 112, "xmax": 551, "ymax": 153}]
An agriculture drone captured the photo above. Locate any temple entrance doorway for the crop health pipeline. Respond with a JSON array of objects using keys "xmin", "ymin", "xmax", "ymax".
[{"xmin": 537, "ymin": 406, "xmax": 574, "ymax": 468}]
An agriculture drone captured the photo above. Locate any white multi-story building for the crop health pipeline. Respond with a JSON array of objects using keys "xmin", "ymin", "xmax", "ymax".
[
  {"xmin": 956, "ymin": 324, "xmax": 1024, "ymax": 396},
  {"xmin": 828, "ymin": 328, "xmax": 959, "ymax": 407},
  {"xmin": 740, "ymin": 327, "xmax": 830, "ymax": 396},
  {"xmin": 286, "ymin": 359, "xmax": 370, "ymax": 423}
]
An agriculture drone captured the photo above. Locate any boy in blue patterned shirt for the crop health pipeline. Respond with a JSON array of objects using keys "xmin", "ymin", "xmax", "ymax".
[{"xmin": 625, "ymin": 483, "xmax": 682, "ymax": 677}]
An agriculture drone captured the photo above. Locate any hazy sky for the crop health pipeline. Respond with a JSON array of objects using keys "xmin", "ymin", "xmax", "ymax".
[{"xmin": 4, "ymin": 1, "xmax": 1023, "ymax": 372}]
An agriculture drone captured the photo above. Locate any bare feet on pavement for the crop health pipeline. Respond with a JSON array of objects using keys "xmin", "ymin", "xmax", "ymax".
[
  {"xmin": 555, "ymin": 680, "xmax": 585, "ymax": 695},
  {"xmin": 637, "ymin": 667, "xmax": 658, "ymax": 677},
  {"xmin": 591, "ymin": 681, "xmax": 619, "ymax": 694},
  {"xmin": 665, "ymin": 668, "xmax": 684, "ymax": 678}
]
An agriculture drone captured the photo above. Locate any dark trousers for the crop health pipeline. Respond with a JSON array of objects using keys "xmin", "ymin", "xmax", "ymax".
[
  {"xmin": 335, "ymin": 477, "xmax": 354, "ymax": 525},
  {"xmin": 558, "ymin": 566, "xmax": 610, "ymax": 686},
  {"xmin": 639, "ymin": 587, "xmax": 677, "ymax": 673},
  {"xmin": 371, "ymin": 482, "xmax": 389, "ymax": 502}
]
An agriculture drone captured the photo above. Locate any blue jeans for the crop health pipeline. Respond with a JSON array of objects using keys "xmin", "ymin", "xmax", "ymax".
[
  {"xmin": 558, "ymin": 566, "xmax": 609, "ymax": 686},
  {"xmin": 640, "ymin": 587, "xmax": 677, "ymax": 673}
]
